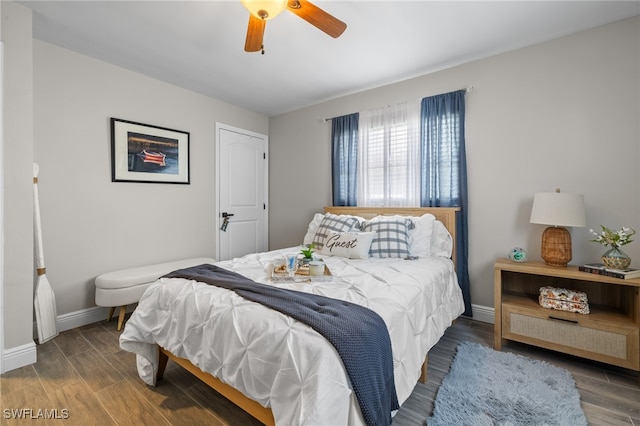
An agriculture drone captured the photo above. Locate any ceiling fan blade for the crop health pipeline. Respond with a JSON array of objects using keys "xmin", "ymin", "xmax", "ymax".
[
  {"xmin": 287, "ymin": 0, "xmax": 346, "ymax": 38},
  {"xmin": 245, "ymin": 14, "xmax": 266, "ymax": 52}
]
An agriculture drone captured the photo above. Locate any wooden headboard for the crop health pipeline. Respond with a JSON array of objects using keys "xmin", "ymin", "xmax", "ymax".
[{"xmin": 324, "ymin": 206, "xmax": 460, "ymax": 265}]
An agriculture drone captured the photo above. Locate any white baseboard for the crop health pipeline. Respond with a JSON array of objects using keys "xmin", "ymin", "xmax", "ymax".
[
  {"xmin": 4, "ymin": 305, "xmax": 125, "ymax": 373},
  {"xmin": 471, "ymin": 304, "xmax": 495, "ymax": 324},
  {"xmin": 2, "ymin": 341, "xmax": 37, "ymax": 373},
  {"xmin": 56, "ymin": 305, "xmax": 113, "ymax": 332}
]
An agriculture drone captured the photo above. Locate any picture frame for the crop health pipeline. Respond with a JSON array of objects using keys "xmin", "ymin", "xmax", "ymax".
[{"xmin": 111, "ymin": 118, "xmax": 190, "ymax": 184}]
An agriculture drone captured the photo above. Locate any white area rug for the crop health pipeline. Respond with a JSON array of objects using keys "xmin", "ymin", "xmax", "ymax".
[{"xmin": 427, "ymin": 341, "xmax": 587, "ymax": 425}]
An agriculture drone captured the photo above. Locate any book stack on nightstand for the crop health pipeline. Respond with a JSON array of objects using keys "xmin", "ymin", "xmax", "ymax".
[
  {"xmin": 579, "ymin": 262, "xmax": 640, "ymax": 279},
  {"xmin": 493, "ymin": 258, "xmax": 640, "ymax": 380}
]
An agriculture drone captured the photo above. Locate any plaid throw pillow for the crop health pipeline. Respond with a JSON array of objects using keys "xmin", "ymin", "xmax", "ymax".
[
  {"xmin": 363, "ymin": 218, "xmax": 413, "ymax": 258},
  {"xmin": 312, "ymin": 213, "xmax": 361, "ymax": 250}
]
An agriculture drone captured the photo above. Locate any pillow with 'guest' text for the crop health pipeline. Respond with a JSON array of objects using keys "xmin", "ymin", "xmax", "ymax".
[{"xmin": 320, "ymin": 231, "xmax": 375, "ymax": 259}]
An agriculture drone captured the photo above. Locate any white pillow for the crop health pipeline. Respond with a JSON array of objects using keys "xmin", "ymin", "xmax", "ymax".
[
  {"xmin": 431, "ymin": 220, "xmax": 453, "ymax": 257},
  {"xmin": 409, "ymin": 213, "xmax": 436, "ymax": 257},
  {"xmin": 303, "ymin": 213, "xmax": 325, "ymax": 246},
  {"xmin": 320, "ymin": 231, "xmax": 376, "ymax": 259}
]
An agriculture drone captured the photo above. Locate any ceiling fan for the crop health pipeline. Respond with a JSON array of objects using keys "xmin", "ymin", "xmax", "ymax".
[{"xmin": 241, "ymin": 0, "xmax": 347, "ymax": 53}]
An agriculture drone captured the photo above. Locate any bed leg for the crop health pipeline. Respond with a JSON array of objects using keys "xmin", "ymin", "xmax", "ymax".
[
  {"xmin": 157, "ymin": 347, "xmax": 169, "ymax": 381},
  {"xmin": 419, "ymin": 356, "xmax": 428, "ymax": 383}
]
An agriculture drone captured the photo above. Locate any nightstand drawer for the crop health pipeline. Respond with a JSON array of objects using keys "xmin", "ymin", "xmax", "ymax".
[{"xmin": 502, "ymin": 303, "xmax": 639, "ymax": 370}]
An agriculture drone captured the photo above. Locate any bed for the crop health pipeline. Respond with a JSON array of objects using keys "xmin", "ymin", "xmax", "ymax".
[{"xmin": 119, "ymin": 206, "xmax": 465, "ymax": 426}]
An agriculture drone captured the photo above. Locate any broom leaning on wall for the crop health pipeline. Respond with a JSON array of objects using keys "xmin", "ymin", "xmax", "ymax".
[{"xmin": 33, "ymin": 162, "xmax": 59, "ymax": 343}]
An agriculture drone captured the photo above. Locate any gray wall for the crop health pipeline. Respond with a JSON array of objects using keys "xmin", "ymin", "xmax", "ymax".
[
  {"xmin": 2, "ymin": 2, "xmax": 268, "ymax": 354},
  {"xmin": 268, "ymin": 17, "xmax": 640, "ymax": 312},
  {"xmin": 33, "ymin": 40, "xmax": 268, "ymax": 317},
  {"xmin": 2, "ymin": 2, "xmax": 35, "ymax": 352}
]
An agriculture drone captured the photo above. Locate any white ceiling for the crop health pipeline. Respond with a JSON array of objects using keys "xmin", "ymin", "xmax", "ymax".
[{"xmin": 19, "ymin": 1, "xmax": 640, "ymax": 116}]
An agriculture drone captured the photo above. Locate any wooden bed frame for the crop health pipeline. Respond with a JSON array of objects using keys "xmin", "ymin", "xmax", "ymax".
[{"xmin": 156, "ymin": 206, "xmax": 460, "ymax": 426}]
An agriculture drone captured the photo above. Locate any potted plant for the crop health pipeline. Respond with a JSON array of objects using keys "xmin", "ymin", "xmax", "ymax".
[{"xmin": 300, "ymin": 243, "xmax": 316, "ymax": 264}]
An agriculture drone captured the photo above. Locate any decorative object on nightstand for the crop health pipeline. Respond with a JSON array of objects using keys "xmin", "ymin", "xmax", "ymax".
[
  {"xmin": 589, "ymin": 225, "xmax": 635, "ymax": 270},
  {"xmin": 602, "ymin": 248, "xmax": 631, "ymax": 270},
  {"xmin": 579, "ymin": 262, "xmax": 640, "ymax": 279},
  {"xmin": 529, "ymin": 189, "xmax": 586, "ymax": 267},
  {"xmin": 508, "ymin": 247, "xmax": 527, "ymax": 262},
  {"xmin": 538, "ymin": 285, "xmax": 590, "ymax": 314}
]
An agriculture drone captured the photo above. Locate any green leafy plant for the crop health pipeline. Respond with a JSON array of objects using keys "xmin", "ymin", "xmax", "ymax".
[
  {"xmin": 300, "ymin": 243, "xmax": 315, "ymax": 259},
  {"xmin": 589, "ymin": 225, "xmax": 636, "ymax": 248}
]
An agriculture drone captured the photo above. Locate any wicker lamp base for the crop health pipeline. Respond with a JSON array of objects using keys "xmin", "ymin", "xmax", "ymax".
[{"xmin": 541, "ymin": 226, "xmax": 572, "ymax": 267}]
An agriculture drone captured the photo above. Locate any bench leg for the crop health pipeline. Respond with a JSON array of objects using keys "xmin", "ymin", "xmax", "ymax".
[
  {"xmin": 106, "ymin": 307, "xmax": 116, "ymax": 322},
  {"xmin": 116, "ymin": 306, "xmax": 127, "ymax": 331}
]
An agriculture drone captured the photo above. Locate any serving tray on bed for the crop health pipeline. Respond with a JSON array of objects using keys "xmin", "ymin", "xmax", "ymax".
[{"xmin": 271, "ymin": 264, "xmax": 333, "ymax": 282}]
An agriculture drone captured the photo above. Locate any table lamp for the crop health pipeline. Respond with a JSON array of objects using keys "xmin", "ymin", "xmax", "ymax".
[{"xmin": 529, "ymin": 189, "xmax": 586, "ymax": 267}]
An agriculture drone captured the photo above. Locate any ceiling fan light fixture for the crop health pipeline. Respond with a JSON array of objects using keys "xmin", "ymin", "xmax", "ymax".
[{"xmin": 240, "ymin": 0, "xmax": 287, "ymax": 20}]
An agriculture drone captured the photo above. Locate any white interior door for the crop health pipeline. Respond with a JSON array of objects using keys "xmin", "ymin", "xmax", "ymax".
[{"xmin": 216, "ymin": 123, "xmax": 268, "ymax": 261}]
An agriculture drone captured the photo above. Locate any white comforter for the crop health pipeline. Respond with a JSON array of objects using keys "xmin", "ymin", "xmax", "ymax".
[{"xmin": 120, "ymin": 248, "xmax": 464, "ymax": 426}]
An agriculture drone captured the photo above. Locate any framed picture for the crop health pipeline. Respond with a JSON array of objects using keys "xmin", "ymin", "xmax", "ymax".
[{"xmin": 111, "ymin": 118, "xmax": 190, "ymax": 184}]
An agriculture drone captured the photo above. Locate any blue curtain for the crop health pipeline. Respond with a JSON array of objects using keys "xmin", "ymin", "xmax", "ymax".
[
  {"xmin": 420, "ymin": 90, "xmax": 472, "ymax": 317},
  {"xmin": 331, "ymin": 113, "xmax": 359, "ymax": 206}
]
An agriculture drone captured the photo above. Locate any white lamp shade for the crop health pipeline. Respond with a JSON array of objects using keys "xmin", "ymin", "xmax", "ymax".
[
  {"xmin": 240, "ymin": 0, "xmax": 288, "ymax": 20},
  {"xmin": 530, "ymin": 192, "xmax": 586, "ymax": 227}
]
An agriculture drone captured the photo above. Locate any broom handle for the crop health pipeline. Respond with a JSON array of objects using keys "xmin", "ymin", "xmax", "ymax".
[{"xmin": 33, "ymin": 163, "xmax": 46, "ymax": 273}]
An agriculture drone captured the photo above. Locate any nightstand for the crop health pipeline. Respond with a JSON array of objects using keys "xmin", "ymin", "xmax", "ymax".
[{"xmin": 494, "ymin": 258, "xmax": 639, "ymax": 374}]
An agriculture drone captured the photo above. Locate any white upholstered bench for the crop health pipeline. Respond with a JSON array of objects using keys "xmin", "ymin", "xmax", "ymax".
[{"xmin": 95, "ymin": 257, "xmax": 216, "ymax": 330}]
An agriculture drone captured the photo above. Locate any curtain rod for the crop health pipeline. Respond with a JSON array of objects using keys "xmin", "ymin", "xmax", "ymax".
[{"xmin": 323, "ymin": 85, "xmax": 474, "ymax": 122}]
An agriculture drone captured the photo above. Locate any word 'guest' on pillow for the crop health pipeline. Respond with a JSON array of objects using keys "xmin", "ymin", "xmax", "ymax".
[{"xmin": 320, "ymin": 232, "xmax": 375, "ymax": 259}]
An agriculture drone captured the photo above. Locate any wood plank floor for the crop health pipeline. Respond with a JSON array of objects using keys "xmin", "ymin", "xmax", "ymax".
[{"xmin": 1, "ymin": 317, "xmax": 638, "ymax": 425}]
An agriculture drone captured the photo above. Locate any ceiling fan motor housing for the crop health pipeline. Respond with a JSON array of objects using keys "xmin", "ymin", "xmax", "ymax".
[{"xmin": 241, "ymin": 0, "xmax": 288, "ymax": 20}]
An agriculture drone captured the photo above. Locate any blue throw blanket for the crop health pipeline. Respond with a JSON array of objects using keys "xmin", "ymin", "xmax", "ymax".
[{"xmin": 163, "ymin": 264, "xmax": 399, "ymax": 426}]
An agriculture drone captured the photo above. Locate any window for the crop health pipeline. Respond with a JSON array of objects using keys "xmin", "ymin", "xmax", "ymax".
[
  {"xmin": 331, "ymin": 90, "xmax": 471, "ymax": 316},
  {"xmin": 357, "ymin": 101, "xmax": 420, "ymax": 206}
]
